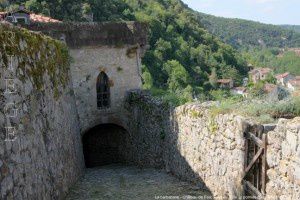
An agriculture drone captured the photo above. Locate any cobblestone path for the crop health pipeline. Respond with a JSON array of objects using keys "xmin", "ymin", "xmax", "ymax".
[{"xmin": 65, "ymin": 165, "xmax": 212, "ymax": 200}]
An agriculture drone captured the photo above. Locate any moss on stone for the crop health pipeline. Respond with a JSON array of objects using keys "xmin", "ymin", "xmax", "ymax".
[{"xmin": 0, "ymin": 24, "xmax": 70, "ymax": 99}]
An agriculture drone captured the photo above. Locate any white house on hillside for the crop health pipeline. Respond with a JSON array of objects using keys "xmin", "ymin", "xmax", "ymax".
[
  {"xmin": 287, "ymin": 76, "xmax": 300, "ymax": 92},
  {"xmin": 275, "ymin": 72, "xmax": 294, "ymax": 87}
]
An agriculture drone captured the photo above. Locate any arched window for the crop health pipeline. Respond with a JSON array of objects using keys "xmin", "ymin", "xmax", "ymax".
[{"xmin": 97, "ymin": 72, "xmax": 110, "ymax": 109}]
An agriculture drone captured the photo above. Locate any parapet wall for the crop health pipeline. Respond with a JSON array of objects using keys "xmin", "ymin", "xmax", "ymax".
[
  {"xmin": 126, "ymin": 91, "xmax": 300, "ymax": 199},
  {"xmin": 125, "ymin": 92, "xmax": 248, "ymax": 198},
  {"xmin": 25, "ymin": 22, "xmax": 148, "ymax": 49},
  {"xmin": 0, "ymin": 23, "xmax": 84, "ymax": 199},
  {"xmin": 166, "ymin": 104, "xmax": 247, "ymax": 198},
  {"xmin": 266, "ymin": 117, "xmax": 300, "ymax": 200}
]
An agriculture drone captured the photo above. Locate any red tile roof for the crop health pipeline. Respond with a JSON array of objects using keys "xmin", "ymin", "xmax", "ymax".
[
  {"xmin": 289, "ymin": 76, "xmax": 300, "ymax": 87},
  {"xmin": 30, "ymin": 13, "xmax": 60, "ymax": 23},
  {"xmin": 275, "ymin": 72, "xmax": 290, "ymax": 79},
  {"xmin": 264, "ymin": 83, "xmax": 277, "ymax": 93},
  {"xmin": 249, "ymin": 68, "xmax": 272, "ymax": 75},
  {"xmin": 232, "ymin": 87, "xmax": 247, "ymax": 92},
  {"xmin": 217, "ymin": 79, "xmax": 232, "ymax": 84},
  {"xmin": 260, "ymin": 68, "xmax": 272, "ymax": 75},
  {"xmin": 0, "ymin": 10, "xmax": 60, "ymax": 23}
]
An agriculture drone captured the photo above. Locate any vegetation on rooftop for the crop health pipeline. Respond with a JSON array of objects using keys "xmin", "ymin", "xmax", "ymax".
[{"xmin": 209, "ymin": 96, "xmax": 300, "ymax": 124}]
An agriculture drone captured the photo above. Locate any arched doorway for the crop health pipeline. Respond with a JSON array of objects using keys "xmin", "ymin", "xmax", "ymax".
[{"xmin": 82, "ymin": 124, "xmax": 130, "ymax": 168}]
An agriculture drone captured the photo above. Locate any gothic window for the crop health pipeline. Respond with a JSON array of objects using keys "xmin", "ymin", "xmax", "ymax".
[{"xmin": 97, "ymin": 72, "xmax": 110, "ymax": 109}]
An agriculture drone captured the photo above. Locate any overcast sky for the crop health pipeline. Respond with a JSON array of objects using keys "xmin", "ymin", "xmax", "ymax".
[{"xmin": 181, "ymin": 0, "xmax": 300, "ymax": 25}]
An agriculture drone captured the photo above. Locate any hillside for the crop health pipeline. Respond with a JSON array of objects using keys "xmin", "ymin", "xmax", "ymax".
[
  {"xmin": 242, "ymin": 48, "xmax": 300, "ymax": 76},
  {"xmin": 197, "ymin": 12, "xmax": 300, "ymax": 49},
  {"xmin": 1, "ymin": 0, "xmax": 248, "ymax": 104},
  {"xmin": 281, "ymin": 25, "xmax": 300, "ymax": 33}
]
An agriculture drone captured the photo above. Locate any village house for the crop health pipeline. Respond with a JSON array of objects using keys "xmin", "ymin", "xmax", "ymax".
[
  {"xmin": 275, "ymin": 72, "xmax": 294, "ymax": 87},
  {"xmin": 231, "ymin": 87, "xmax": 248, "ymax": 97},
  {"xmin": 287, "ymin": 76, "xmax": 300, "ymax": 91},
  {"xmin": 263, "ymin": 83, "xmax": 283, "ymax": 100},
  {"xmin": 0, "ymin": 6, "xmax": 60, "ymax": 24},
  {"xmin": 248, "ymin": 68, "xmax": 272, "ymax": 83},
  {"xmin": 217, "ymin": 79, "xmax": 234, "ymax": 89},
  {"xmin": 264, "ymin": 83, "xmax": 278, "ymax": 94}
]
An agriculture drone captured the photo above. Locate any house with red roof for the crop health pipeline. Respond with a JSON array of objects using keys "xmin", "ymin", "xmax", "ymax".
[
  {"xmin": 217, "ymin": 79, "xmax": 234, "ymax": 89},
  {"xmin": 0, "ymin": 6, "xmax": 60, "ymax": 24},
  {"xmin": 248, "ymin": 68, "xmax": 273, "ymax": 83},
  {"xmin": 275, "ymin": 72, "xmax": 294, "ymax": 87},
  {"xmin": 287, "ymin": 76, "xmax": 300, "ymax": 92},
  {"xmin": 231, "ymin": 87, "xmax": 248, "ymax": 97}
]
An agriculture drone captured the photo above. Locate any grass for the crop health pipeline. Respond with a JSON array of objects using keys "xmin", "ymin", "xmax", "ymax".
[
  {"xmin": 147, "ymin": 87, "xmax": 300, "ymax": 124},
  {"xmin": 209, "ymin": 96, "xmax": 300, "ymax": 124},
  {"xmin": 149, "ymin": 87, "xmax": 192, "ymax": 106}
]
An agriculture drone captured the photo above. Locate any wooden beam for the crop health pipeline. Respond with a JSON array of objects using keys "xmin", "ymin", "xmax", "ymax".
[
  {"xmin": 245, "ymin": 132, "xmax": 263, "ymax": 148},
  {"xmin": 244, "ymin": 138, "xmax": 249, "ymax": 170},
  {"xmin": 261, "ymin": 134, "xmax": 267, "ymax": 195},
  {"xmin": 243, "ymin": 147, "xmax": 264, "ymax": 179},
  {"xmin": 244, "ymin": 180, "xmax": 264, "ymax": 199}
]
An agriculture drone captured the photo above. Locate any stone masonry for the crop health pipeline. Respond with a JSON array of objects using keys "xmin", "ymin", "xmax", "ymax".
[
  {"xmin": 26, "ymin": 22, "xmax": 148, "ymax": 134},
  {"xmin": 0, "ymin": 23, "xmax": 84, "ymax": 199},
  {"xmin": 266, "ymin": 117, "xmax": 300, "ymax": 200},
  {"xmin": 126, "ymin": 91, "xmax": 300, "ymax": 199},
  {"xmin": 125, "ymin": 92, "xmax": 248, "ymax": 199}
]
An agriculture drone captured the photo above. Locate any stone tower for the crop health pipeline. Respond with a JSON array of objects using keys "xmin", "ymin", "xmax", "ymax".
[{"xmin": 27, "ymin": 22, "xmax": 148, "ymax": 134}]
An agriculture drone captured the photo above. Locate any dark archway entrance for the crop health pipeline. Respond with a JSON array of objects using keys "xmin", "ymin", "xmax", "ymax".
[{"xmin": 82, "ymin": 124, "xmax": 130, "ymax": 168}]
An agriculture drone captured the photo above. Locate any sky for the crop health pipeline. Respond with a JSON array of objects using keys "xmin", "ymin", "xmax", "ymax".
[{"xmin": 181, "ymin": 0, "xmax": 300, "ymax": 25}]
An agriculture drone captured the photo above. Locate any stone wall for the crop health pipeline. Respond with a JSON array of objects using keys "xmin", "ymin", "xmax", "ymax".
[
  {"xmin": 70, "ymin": 45, "xmax": 143, "ymax": 134},
  {"xmin": 266, "ymin": 117, "xmax": 300, "ymax": 200},
  {"xmin": 125, "ymin": 92, "xmax": 248, "ymax": 198},
  {"xmin": 0, "ymin": 23, "xmax": 84, "ymax": 199},
  {"xmin": 125, "ymin": 91, "xmax": 169, "ymax": 168},
  {"xmin": 165, "ymin": 104, "xmax": 247, "ymax": 199},
  {"xmin": 26, "ymin": 22, "xmax": 148, "ymax": 135},
  {"xmin": 126, "ymin": 92, "xmax": 300, "ymax": 199}
]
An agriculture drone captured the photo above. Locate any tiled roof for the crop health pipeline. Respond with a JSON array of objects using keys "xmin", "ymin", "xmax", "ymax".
[
  {"xmin": 259, "ymin": 68, "xmax": 272, "ymax": 75},
  {"xmin": 30, "ymin": 13, "xmax": 61, "ymax": 23},
  {"xmin": 217, "ymin": 79, "xmax": 232, "ymax": 84},
  {"xmin": 232, "ymin": 87, "xmax": 247, "ymax": 92},
  {"xmin": 289, "ymin": 76, "xmax": 300, "ymax": 87},
  {"xmin": 264, "ymin": 83, "xmax": 277, "ymax": 93},
  {"xmin": 275, "ymin": 72, "xmax": 290, "ymax": 79},
  {"xmin": 0, "ymin": 10, "xmax": 60, "ymax": 23},
  {"xmin": 249, "ymin": 68, "xmax": 272, "ymax": 75}
]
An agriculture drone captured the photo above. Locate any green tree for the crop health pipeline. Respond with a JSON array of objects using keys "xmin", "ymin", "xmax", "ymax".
[
  {"xmin": 163, "ymin": 60, "xmax": 189, "ymax": 92},
  {"xmin": 209, "ymin": 68, "xmax": 218, "ymax": 89}
]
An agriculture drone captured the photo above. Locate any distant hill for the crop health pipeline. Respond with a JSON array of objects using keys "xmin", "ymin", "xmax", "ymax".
[
  {"xmin": 196, "ymin": 12, "xmax": 300, "ymax": 49},
  {"xmin": 280, "ymin": 25, "xmax": 300, "ymax": 33}
]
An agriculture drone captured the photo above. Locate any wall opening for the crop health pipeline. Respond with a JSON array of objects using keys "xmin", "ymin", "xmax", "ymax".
[
  {"xmin": 97, "ymin": 72, "xmax": 110, "ymax": 109},
  {"xmin": 82, "ymin": 124, "xmax": 129, "ymax": 168}
]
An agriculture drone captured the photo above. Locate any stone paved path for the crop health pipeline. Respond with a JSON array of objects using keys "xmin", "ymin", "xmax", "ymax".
[{"xmin": 65, "ymin": 165, "xmax": 212, "ymax": 200}]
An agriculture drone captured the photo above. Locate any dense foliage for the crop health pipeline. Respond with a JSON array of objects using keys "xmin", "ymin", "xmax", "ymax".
[
  {"xmin": 281, "ymin": 25, "xmax": 300, "ymax": 33},
  {"xmin": 242, "ymin": 48, "xmax": 300, "ymax": 75},
  {"xmin": 1, "ymin": 0, "xmax": 248, "ymax": 104},
  {"xmin": 197, "ymin": 12, "xmax": 300, "ymax": 49},
  {"xmin": 194, "ymin": 12, "xmax": 300, "ymax": 76}
]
